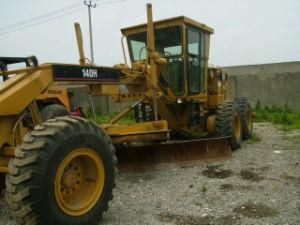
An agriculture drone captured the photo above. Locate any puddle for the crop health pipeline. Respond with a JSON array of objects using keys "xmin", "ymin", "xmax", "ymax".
[
  {"xmin": 281, "ymin": 175, "xmax": 300, "ymax": 186},
  {"xmin": 240, "ymin": 169, "xmax": 262, "ymax": 181},
  {"xmin": 259, "ymin": 166, "xmax": 270, "ymax": 172},
  {"xmin": 202, "ymin": 165, "xmax": 232, "ymax": 179},
  {"xmin": 220, "ymin": 183, "xmax": 252, "ymax": 192},
  {"xmin": 157, "ymin": 212, "xmax": 213, "ymax": 225},
  {"xmin": 214, "ymin": 215, "xmax": 241, "ymax": 225},
  {"xmin": 233, "ymin": 202, "xmax": 279, "ymax": 218},
  {"xmin": 219, "ymin": 183, "xmax": 234, "ymax": 191}
]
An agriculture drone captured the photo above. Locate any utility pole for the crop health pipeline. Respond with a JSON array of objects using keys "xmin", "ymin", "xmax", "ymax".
[
  {"xmin": 84, "ymin": 0, "xmax": 97, "ymax": 119},
  {"xmin": 84, "ymin": 0, "xmax": 96, "ymax": 64}
]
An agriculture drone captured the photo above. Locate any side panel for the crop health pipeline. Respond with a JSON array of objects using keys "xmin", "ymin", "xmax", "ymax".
[
  {"xmin": 0, "ymin": 117, "xmax": 15, "ymax": 149},
  {"xmin": 207, "ymin": 68, "xmax": 229, "ymax": 108},
  {"xmin": 36, "ymin": 87, "xmax": 71, "ymax": 111},
  {"xmin": 0, "ymin": 68, "xmax": 53, "ymax": 115}
]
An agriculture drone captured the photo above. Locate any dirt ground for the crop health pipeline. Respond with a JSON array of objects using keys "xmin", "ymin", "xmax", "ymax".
[{"xmin": 0, "ymin": 122, "xmax": 299, "ymax": 225}]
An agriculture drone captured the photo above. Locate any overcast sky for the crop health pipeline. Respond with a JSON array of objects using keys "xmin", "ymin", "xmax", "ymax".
[{"xmin": 0, "ymin": 0, "xmax": 299, "ymax": 67}]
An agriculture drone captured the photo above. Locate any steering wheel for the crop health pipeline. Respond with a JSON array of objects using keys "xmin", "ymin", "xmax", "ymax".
[{"xmin": 163, "ymin": 51, "xmax": 172, "ymax": 57}]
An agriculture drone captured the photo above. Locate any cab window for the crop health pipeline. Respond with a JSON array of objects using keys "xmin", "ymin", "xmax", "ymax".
[
  {"xmin": 187, "ymin": 27, "xmax": 205, "ymax": 94},
  {"xmin": 128, "ymin": 26, "xmax": 184, "ymax": 96}
]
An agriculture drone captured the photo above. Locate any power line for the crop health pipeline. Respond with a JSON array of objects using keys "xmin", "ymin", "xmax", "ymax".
[
  {"xmin": 81, "ymin": 0, "xmax": 125, "ymax": 63},
  {"xmin": 0, "ymin": 7, "xmax": 85, "ymax": 36},
  {"xmin": 0, "ymin": 0, "xmax": 126, "ymax": 36},
  {"xmin": 94, "ymin": 0, "xmax": 126, "ymax": 5},
  {"xmin": 0, "ymin": 2, "xmax": 82, "ymax": 32}
]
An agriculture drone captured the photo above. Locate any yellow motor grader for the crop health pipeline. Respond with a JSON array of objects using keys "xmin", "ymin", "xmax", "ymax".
[{"xmin": 0, "ymin": 3, "xmax": 253, "ymax": 225}]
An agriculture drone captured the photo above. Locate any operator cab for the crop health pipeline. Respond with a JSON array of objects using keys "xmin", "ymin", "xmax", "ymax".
[{"xmin": 121, "ymin": 16, "xmax": 214, "ymax": 100}]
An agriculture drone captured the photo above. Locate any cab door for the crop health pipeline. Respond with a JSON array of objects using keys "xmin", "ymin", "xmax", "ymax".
[{"xmin": 187, "ymin": 27, "xmax": 206, "ymax": 95}]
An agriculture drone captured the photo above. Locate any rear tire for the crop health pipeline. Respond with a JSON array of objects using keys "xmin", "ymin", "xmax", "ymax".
[
  {"xmin": 40, "ymin": 104, "xmax": 70, "ymax": 121},
  {"xmin": 6, "ymin": 116, "xmax": 117, "ymax": 225},
  {"xmin": 216, "ymin": 101, "xmax": 242, "ymax": 150},
  {"xmin": 235, "ymin": 97, "xmax": 253, "ymax": 140},
  {"xmin": 0, "ymin": 173, "xmax": 5, "ymax": 190}
]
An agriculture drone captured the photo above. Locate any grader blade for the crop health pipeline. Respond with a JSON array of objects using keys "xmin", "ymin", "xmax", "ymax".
[{"xmin": 116, "ymin": 137, "xmax": 231, "ymax": 171}]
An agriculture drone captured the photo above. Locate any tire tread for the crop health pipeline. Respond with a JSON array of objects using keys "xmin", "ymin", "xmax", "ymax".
[{"xmin": 6, "ymin": 116, "xmax": 117, "ymax": 225}]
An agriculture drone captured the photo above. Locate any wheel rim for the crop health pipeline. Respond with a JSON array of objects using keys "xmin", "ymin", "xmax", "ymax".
[
  {"xmin": 54, "ymin": 148, "xmax": 105, "ymax": 216},
  {"xmin": 234, "ymin": 113, "xmax": 241, "ymax": 140},
  {"xmin": 246, "ymin": 108, "xmax": 253, "ymax": 131}
]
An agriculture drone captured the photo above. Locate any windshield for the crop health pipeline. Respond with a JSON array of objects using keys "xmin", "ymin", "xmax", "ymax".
[{"xmin": 127, "ymin": 25, "xmax": 182, "ymax": 61}]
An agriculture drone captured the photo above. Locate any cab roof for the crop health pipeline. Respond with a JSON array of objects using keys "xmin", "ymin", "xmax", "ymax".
[{"xmin": 121, "ymin": 16, "xmax": 214, "ymax": 36}]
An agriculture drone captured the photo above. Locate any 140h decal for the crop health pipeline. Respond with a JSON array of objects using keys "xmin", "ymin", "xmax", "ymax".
[
  {"xmin": 82, "ymin": 68, "xmax": 98, "ymax": 78},
  {"xmin": 52, "ymin": 64, "xmax": 120, "ymax": 81}
]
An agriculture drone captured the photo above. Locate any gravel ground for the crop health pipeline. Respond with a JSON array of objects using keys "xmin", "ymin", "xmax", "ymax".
[{"xmin": 0, "ymin": 122, "xmax": 299, "ymax": 225}]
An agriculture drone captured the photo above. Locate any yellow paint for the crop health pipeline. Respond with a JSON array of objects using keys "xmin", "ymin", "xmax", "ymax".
[
  {"xmin": 234, "ymin": 112, "xmax": 241, "ymax": 140},
  {"xmin": 1, "ymin": 147, "xmax": 15, "ymax": 157},
  {"xmin": 121, "ymin": 16, "xmax": 214, "ymax": 36},
  {"xmin": 208, "ymin": 95, "xmax": 225, "ymax": 108},
  {"xmin": 103, "ymin": 120, "xmax": 168, "ymax": 136},
  {"xmin": 0, "ymin": 157, "xmax": 10, "ymax": 173},
  {"xmin": 207, "ymin": 114, "xmax": 216, "ymax": 135},
  {"xmin": 0, "ymin": 117, "xmax": 15, "ymax": 148},
  {"xmin": 54, "ymin": 148, "xmax": 105, "ymax": 216},
  {"xmin": 36, "ymin": 87, "xmax": 71, "ymax": 111},
  {"xmin": 246, "ymin": 107, "xmax": 253, "ymax": 131},
  {"xmin": 0, "ymin": 66, "xmax": 53, "ymax": 115}
]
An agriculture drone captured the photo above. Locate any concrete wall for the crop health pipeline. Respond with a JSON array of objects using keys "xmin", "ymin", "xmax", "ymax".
[
  {"xmin": 67, "ymin": 86, "xmax": 108, "ymax": 114},
  {"xmin": 223, "ymin": 61, "xmax": 300, "ymax": 111},
  {"xmin": 67, "ymin": 86, "xmax": 130, "ymax": 114}
]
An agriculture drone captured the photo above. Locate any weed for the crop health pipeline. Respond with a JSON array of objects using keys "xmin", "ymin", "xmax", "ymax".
[
  {"xmin": 82, "ymin": 104, "xmax": 102, "ymax": 118},
  {"xmin": 200, "ymin": 184, "xmax": 207, "ymax": 193},
  {"xmin": 245, "ymin": 132, "xmax": 262, "ymax": 144},
  {"xmin": 254, "ymin": 101, "xmax": 300, "ymax": 130}
]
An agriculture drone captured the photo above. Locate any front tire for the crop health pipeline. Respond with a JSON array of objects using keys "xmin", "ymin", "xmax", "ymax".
[
  {"xmin": 216, "ymin": 101, "xmax": 242, "ymax": 150},
  {"xmin": 235, "ymin": 97, "xmax": 253, "ymax": 140},
  {"xmin": 6, "ymin": 116, "xmax": 117, "ymax": 225}
]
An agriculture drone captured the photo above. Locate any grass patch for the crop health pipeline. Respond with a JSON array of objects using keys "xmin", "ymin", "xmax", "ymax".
[
  {"xmin": 94, "ymin": 112, "xmax": 135, "ymax": 125},
  {"xmin": 200, "ymin": 184, "xmax": 208, "ymax": 193},
  {"xmin": 254, "ymin": 101, "xmax": 300, "ymax": 130},
  {"xmin": 245, "ymin": 132, "xmax": 262, "ymax": 144},
  {"xmin": 83, "ymin": 105, "xmax": 135, "ymax": 125},
  {"xmin": 282, "ymin": 133, "xmax": 300, "ymax": 143}
]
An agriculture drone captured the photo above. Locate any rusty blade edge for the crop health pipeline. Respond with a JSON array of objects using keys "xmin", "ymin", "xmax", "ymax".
[{"xmin": 116, "ymin": 137, "xmax": 232, "ymax": 172}]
